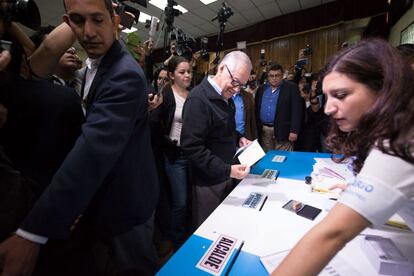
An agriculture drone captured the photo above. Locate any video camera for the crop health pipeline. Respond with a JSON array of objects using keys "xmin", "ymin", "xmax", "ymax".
[
  {"xmin": 200, "ymin": 37, "xmax": 209, "ymax": 61},
  {"xmin": 170, "ymin": 28, "xmax": 195, "ymax": 61},
  {"xmin": 259, "ymin": 49, "xmax": 267, "ymax": 67},
  {"xmin": 0, "ymin": 0, "xmax": 41, "ymax": 30},
  {"xmin": 113, "ymin": 0, "xmax": 141, "ymax": 29},
  {"xmin": 303, "ymin": 44, "xmax": 312, "ymax": 56},
  {"xmin": 165, "ymin": 0, "xmax": 182, "ymax": 33},
  {"xmin": 212, "ymin": 2, "xmax": 233, "ymax": 23}
]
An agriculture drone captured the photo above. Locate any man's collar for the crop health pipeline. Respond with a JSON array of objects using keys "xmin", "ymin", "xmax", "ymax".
[
  {"xmin": 207, "ymin": 76, "xmax": 222, "ymax": 96},
  {"xmin": 85, "ymin": 56, "xmax": 104, "ymax": 70}
]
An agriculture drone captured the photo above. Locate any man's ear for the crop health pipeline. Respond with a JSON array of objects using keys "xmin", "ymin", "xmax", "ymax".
[
  {"xmin": 217, "ymin": 64, "xmax": 225, "ymax": 75},
  {"xmin": 113, "ymin": 14, "xmax": 120, "ymax": 30}
]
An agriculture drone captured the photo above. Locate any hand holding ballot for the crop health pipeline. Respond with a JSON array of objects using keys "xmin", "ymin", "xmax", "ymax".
[
  {"xmin": 239, "ymin": 137, "xmax": 252, "ymax": 147},
  {"xmin": 230, "ymin": 164, "xmax": 250, "ymax": 179},
  {"xmin": 235, "ymin": 139, "xmax": 266, "ymax": 167}
]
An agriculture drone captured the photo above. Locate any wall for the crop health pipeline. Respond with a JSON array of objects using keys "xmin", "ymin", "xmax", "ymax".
[{"xmin": 389, "ymin": 4, "xmax": 414, "ymax": 46}]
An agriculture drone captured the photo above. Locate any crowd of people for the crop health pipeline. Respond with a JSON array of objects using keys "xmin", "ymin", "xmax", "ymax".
[{"xmin": 0, "ymin": 0, "xmax": 413, "ymax": 275}]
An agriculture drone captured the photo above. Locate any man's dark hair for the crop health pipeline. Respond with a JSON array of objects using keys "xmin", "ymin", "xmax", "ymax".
[
  {"xmin": 63, "ymin": 0, "xmax": 114, "ymax": 17},
  {"xmin": 268, "ymin": 63, "xmax": 283, "ymax": 73}
]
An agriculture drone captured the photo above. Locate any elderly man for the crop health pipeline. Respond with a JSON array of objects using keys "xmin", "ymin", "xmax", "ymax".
[{"xmin": 181, "ymin": 51, "xmax": 252, "ymax": 227}]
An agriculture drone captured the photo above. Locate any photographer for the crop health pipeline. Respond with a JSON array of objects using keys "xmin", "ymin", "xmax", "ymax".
[{"xmin": 245, "ymin": 70, "xmax": 258, "ymax": 95}]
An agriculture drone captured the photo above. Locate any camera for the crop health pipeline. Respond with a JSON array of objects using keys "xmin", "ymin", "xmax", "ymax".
[
  {"xmin": 259, "ymin": 49, "xmax": 267, "ymax": 67},
  {"xmin": 247, "ymin": 80, "xmax": 257, "ymax": 90},
  {"xmin": 170, "ymin": 28, "xmax": 194, "ymax": 61},
  {"xmin": 303, "ymin": 83, "xmax": 311, "ymax": 94},
  {"xmin": 0, "ymin": 40, "xmax": 12, "ymax": 51},
  {"xmin": 113, "ymin": 0, "xmax": 140, "ymax": 29},
  {"xmin": 165, "ymin": 0, "xmax": 182, "ymax": 32},
  {"xmin": 200, "ymin": 37, "xmax": 209, "ymax": 61},
  {"xmin": 303, "ymin": 44, "xmax": 312, "ymax": 56},
  {"xmin": 0, "ymin": 0, "xmax": 41, "ymax": 30},
  {"xmin": 212, "ymin": 2, "xmax": 233, "ymax": 23}
]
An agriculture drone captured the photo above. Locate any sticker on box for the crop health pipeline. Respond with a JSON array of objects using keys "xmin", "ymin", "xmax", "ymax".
[
  {"xmin": 272, "ymin": 155, "xmax": 287, "ymax": 162},
  {"xmin": 196, "ymin": 234, "xmax": 238, "ymax": 275}
]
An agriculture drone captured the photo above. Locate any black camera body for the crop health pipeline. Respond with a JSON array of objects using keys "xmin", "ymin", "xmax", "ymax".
[
  {"xmin": 200, "ymin": 37, "xmax": 209, "ymax": 61},
  {"xmin": 303, "ymin": 44, "xmax": 312, "ymax": 56},
  {"xmin": 0, "ymin": 0, "xmax": 40, "ymax": 30},
  {"xmin": 247, "ymin": 80, "xmax": 257, "ymax": 90},
  {"xmin": 113, "ymin": 0, "xmax": 140, "ymax": 29},
  {"xmin": 165, "ymin": 0, "xmax": 182, "ymax": 32},
  {"xmin": 171, "ymin": 28, "xmax": 194, "ymax": 61},
  {"xmin": 212, "ymin": 2, "xmax": 233, "ymax": 23},
  {"xmin": 303, "ymin": 83, "xmax": 311, "ymax": 94}
]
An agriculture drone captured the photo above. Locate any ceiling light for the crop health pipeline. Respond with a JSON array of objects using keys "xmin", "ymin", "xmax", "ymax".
[
  {"xmin": 200, "ymin": 0, "xmax": 217, "ymax": 4},
  {"xmin": 149, "ymin": 0, "xmax": 188, "ymax": 13},
  {"xmin": 138, "ymin": 11, "xmax": 152, "ymax": 23},
  {"xmin": 122, "ymin": 26, "xmax": 138, "ymax": 34}
]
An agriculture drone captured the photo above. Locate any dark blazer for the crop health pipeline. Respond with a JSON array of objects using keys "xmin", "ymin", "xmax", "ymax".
[
  {"xmin": 0, "ymin": 77, "xmax": 84, "ymax": 197},
  {"xmin": 149, "ymin": 85, "xmax": 181, "ymax": 161},
  {"xmin": 255, "ymin": 80, "xmax": 303, "ymax": 141},
  {"xmin": 21, "ymin": 41, "xmax": 159, "ymax": 239},
  {"xmin": 181, "ymin": 77, "xmax": 237, "ymax": 186}
]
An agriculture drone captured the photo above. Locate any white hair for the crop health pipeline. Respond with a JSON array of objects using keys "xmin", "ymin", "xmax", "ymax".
[{"xmin": 220, "ymin": 51, "xmax": 252, "ymax": 72}]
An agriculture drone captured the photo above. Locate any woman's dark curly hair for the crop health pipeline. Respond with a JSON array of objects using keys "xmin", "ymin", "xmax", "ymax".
[{"xmin": 323, "ymin": 38, "xmax": 414, "ymax": 173}]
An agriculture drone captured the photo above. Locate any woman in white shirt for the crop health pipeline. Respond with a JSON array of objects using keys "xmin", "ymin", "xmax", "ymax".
[
  {"xmin": 150, "ymin": 56, "xmax": 192, "ymax": 250},
  {"xmin": 272, "ymin": 38, "xmax": 414, "ymax": 275}
]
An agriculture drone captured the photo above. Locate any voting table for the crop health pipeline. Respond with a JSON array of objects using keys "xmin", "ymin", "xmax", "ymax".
[{"xmin": 157, "ymin": 151, "xmax": 414, "ymax": 275}]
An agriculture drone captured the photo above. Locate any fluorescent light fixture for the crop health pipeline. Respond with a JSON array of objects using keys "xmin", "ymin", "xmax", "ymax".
[
  {"xmin": 122, "ymin": 26, "xmax": 138, "ymax": 34},
  {"xmin": 200, "ymin": 0, "xmax": 217, "ymax": 4},
  {"xmin": 138, "ymin": 11, "xmax": 152, "ymax": 23},
  {"xmin": 149, "ymin": 0, "xmax": 188, "ymax": 13}
]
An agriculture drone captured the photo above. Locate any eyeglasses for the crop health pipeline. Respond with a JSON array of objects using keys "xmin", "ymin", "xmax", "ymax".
[{"xmin": 225, "ymin": 65, "xmax": 247, "ymax": 90}]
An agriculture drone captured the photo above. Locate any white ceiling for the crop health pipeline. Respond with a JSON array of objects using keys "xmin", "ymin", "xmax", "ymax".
[{"xmin": 33, "ymin": 0, "xmax": 336, "ymax": 48}]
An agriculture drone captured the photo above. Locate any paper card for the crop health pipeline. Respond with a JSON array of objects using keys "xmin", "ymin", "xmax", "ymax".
[
  {"xmin": 261, "ymin": 169, "xmax": 279, "ymax": 180},
  {"xmin": 272, "ymin": 155, "xmax": 287, "ymax": 163},
  {"xmin": 236, "ymin": 139, "xmax": 266, "ymax": 167},
  {"xmin": 242, "ymin": 192, "xmax": 266, "ymax": 209}
]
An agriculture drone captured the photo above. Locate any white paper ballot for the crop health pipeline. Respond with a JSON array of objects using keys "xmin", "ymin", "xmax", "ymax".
[{"xmin": 236, "ymin": 139, "xmax": 265, "ymax": 167}]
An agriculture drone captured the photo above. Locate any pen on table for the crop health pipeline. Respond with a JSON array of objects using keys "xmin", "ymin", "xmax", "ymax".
[
  {"xmin": 224, "ymin": 240, "xmax": 245, "ymax": 276},
  {"xmin": 259, "ymin": 195, "xmax": 268, "ymax": 211}
]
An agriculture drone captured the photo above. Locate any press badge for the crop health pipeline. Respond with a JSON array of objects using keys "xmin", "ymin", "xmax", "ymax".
[{"xmin": 338, "ymin": 177, "xmax": 406, "ymax": 227}]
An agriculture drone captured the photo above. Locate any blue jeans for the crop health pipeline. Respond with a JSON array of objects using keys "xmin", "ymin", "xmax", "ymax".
[{"xmin": 164, "ymin": 152, "xmax": 188, "ymax": 249}]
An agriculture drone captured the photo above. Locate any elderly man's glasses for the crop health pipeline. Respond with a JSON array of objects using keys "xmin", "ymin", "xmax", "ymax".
[{"xmin": 225, "ymin": 65, "xmax": 247, "ymax": 90}]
